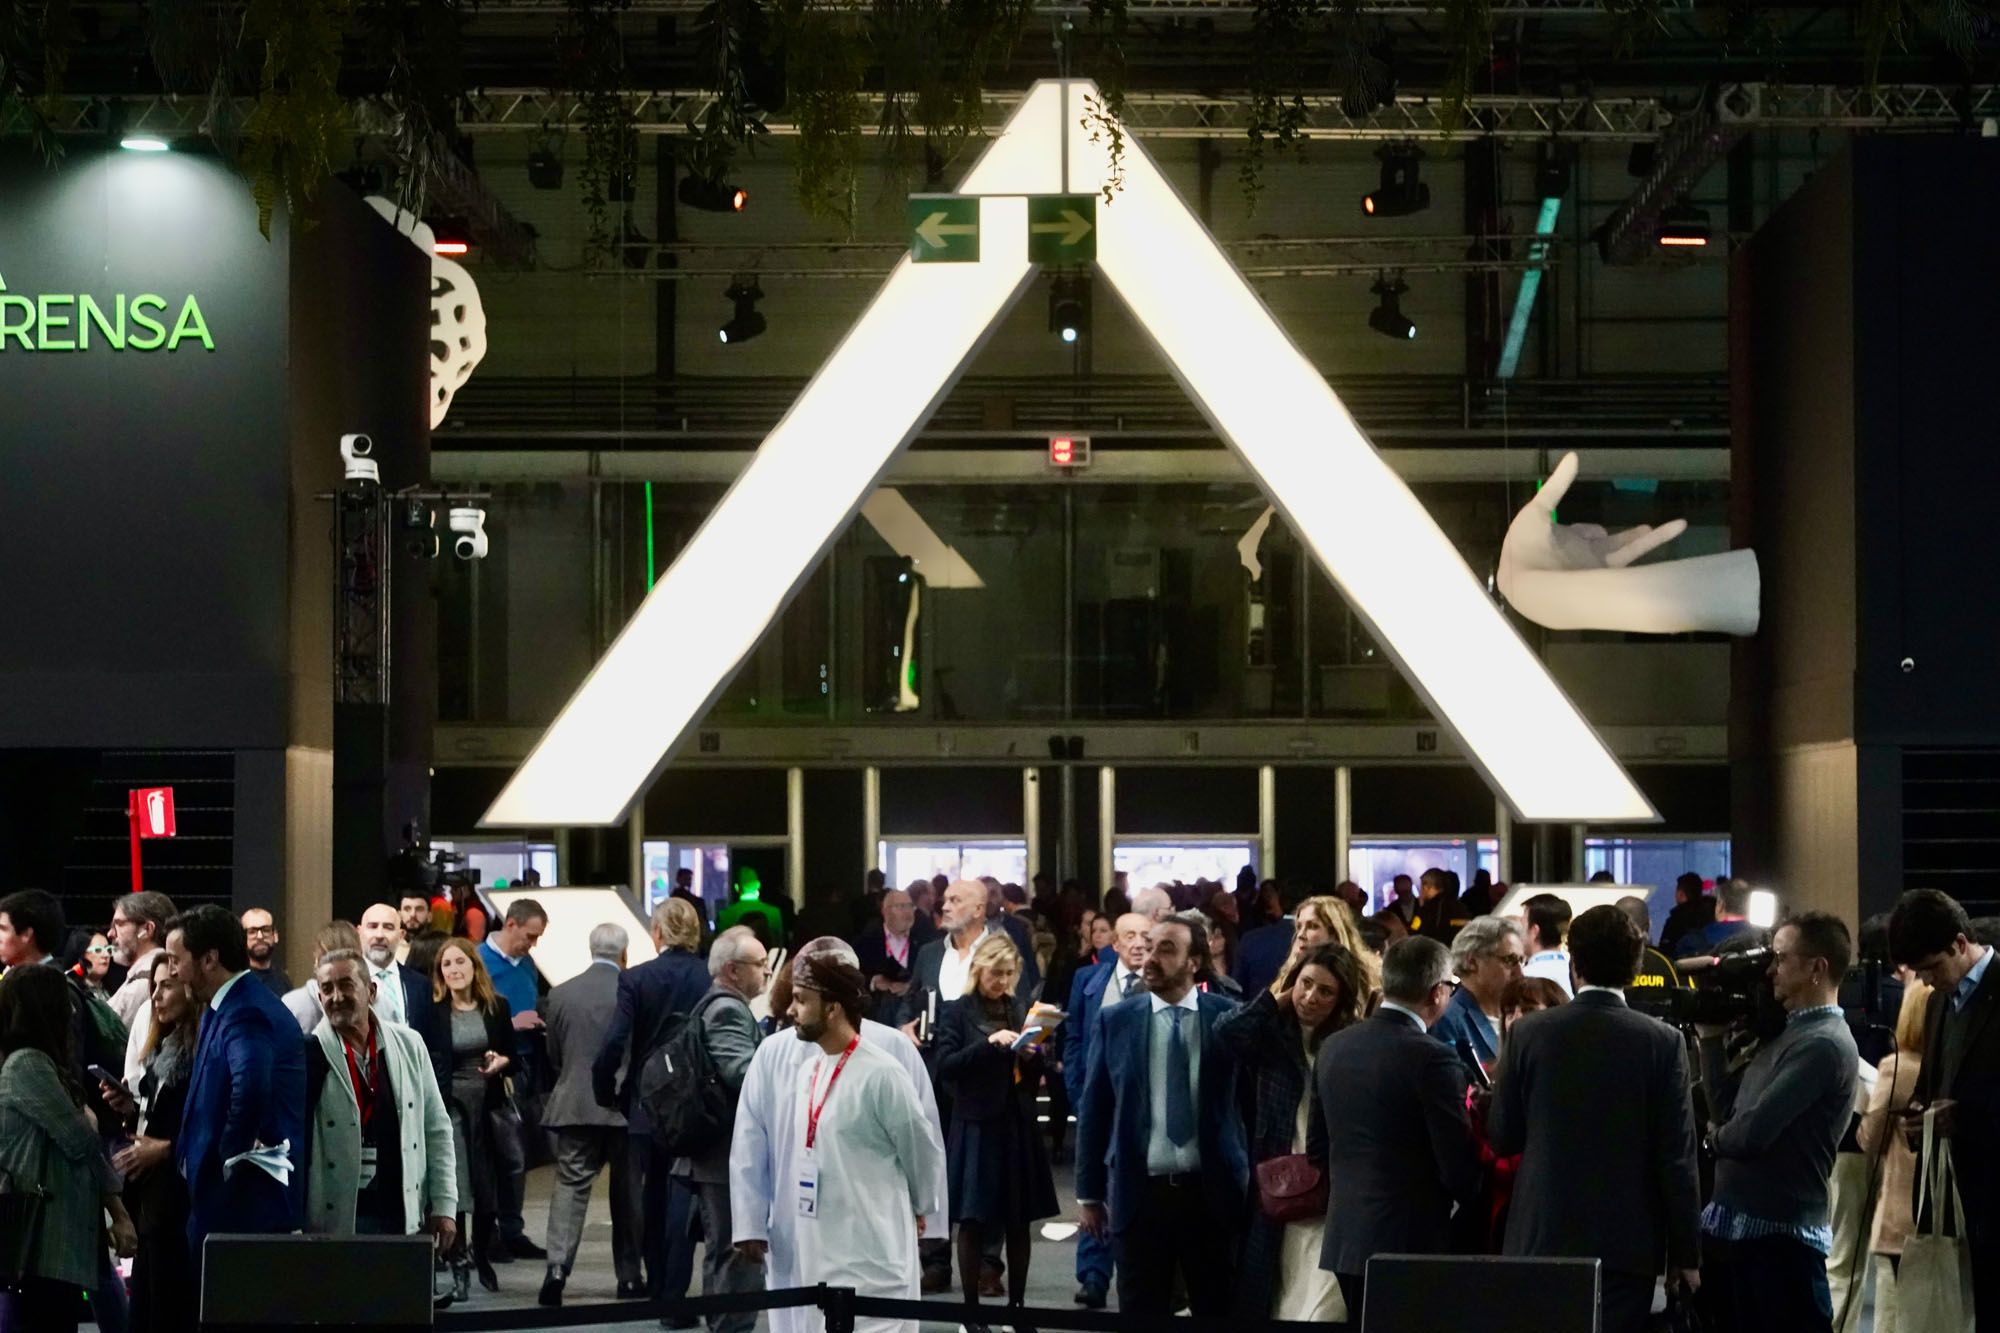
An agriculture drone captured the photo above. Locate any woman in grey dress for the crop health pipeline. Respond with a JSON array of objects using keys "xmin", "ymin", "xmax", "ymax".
[{"xmin": 434, "ymin": 938, "xmax": 517, "ymax": 1298}]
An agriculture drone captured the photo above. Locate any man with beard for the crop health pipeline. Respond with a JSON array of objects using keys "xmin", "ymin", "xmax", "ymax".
[
  {"xmin": 730, "ymin": 939, "xmax": 947, "ymax": 1333},
  {"xmin": 241, "ymin": 908, "xmax": 292, "ymax": 997},
  {"xmin": 301, "ymin": 949, "xmax": 458, "ymax": 1244},
  {"xmin": 358, "ymin": 903, "xmax": 435, "ymax": 1036},
  {"xmin": 398, "ymin": 894, "xmax": 441, "ymax": 961}
]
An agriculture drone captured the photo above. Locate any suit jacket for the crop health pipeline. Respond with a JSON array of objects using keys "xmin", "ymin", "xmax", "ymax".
[
  {"xmin": 592, "ymin": 947, "xmax": 711, "ymax": 1134},
  {"xmin": 1429, "ymin": 983, "xmax": 1499, "ymax": 1071},
  {"xmin": 1310, "ymin": 1008, "xmax": 1479, "ymax": 1276},
  {"xmin": 543, "ymin": 961, "xmax": 626, "ymax": 1129},
  {"xmin": 177, "ymin": 971, "xmax": 309, "ymax": 1249},
  {"xmin": 674, "ymin": 985, "xmax": 762, "ymax": 1185},
  {"xmin": 1916, "ymin": 954, "xmax": 2000, "ymax": 1246},
  {"xmin": 1074, "ymin": 989, "xmax": 1248, "ymax": 1234},
  {"xmin": 935, "ymin": 994, "xmax": 1044, "ymax": 1123},
  {"xmin": 1063, "ymin": 958, "xmax": 1116, "ymax": 1107},
  {"xmin": 387, "ymin": 960, "xmax": 447, "ymax": 1096},
  {"xmin": 854, "ymin": 925, "xmax": 928, "ymax": 1028},
  {"xmin": 1235, "ymin": 920, "xmax": 1295, "ymax": 998},
  {"xmin": 302, "ymin": 1020, "xmax": 458, "ymax": 1236},
  {"xmin": 1487, "ymin": 989, "xmax": 1701, "ymax": 1276},
  {"xmin": 911, "ymin": 926, "xmax": 1040, "ymax": 1038}
]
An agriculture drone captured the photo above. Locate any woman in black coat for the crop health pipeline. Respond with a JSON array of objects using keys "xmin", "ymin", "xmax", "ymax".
[
  {"xmin": 435, "ymin": 938, "xmax": 519, "ymax": 1297},
  {"xmin": 100, "ymin": 971, "xmax": 198, "ymax": 1333},
  {"xmin": 933, "ymin": 934, "xmax": 1059, "ymax": 1322},
  {"xmin": 1213, "ymin": 943, "xmax": 1367, "ymax": 1323}
]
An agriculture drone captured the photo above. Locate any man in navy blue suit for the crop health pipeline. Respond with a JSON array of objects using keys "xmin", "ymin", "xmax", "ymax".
[
  {"xmin": 1062, "ymin": 911, "xmax": 1151, "ymax": 1308},
  {"xmin": 1075, "ymin": 912, "xmax": 1247, "ymax": 1317},
  {"xmin": 168, "ymin": 903, "xmax": 308, "ymax": 1267}
]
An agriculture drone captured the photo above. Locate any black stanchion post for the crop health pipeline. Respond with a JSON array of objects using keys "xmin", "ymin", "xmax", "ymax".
[{"xmin": 821, "ymin": 1285, "xmax": 856, "ymax": 1333}]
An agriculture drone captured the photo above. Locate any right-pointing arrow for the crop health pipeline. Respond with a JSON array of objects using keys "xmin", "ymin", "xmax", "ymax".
[{"xmin": 1029, "ymin": 208, "xmax": 1094, "ymax": 248}]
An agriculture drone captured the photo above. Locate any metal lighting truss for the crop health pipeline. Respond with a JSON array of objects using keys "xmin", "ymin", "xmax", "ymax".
[
  {"xmin": 473, "ymin": 0, "xmax": 1684, "ymax": 12},
  {"xmin": 1597, "ymin": 81, "xmax": 2000, "ymax": 264}
]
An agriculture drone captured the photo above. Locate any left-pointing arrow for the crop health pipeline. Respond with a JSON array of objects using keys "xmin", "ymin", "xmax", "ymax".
[{"xmin": 916, "ymin": 211, "xmax": 980, "ymax": 250}]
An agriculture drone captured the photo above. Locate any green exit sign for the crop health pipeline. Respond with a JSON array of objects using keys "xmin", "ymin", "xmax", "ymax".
[
  {"xmin": 1027, "ymin": 195, "xmax": 1096, "ymax": 264},
  {"xmin": 908, "ymin": 195, "xmax": 980, "ymax": 263}
]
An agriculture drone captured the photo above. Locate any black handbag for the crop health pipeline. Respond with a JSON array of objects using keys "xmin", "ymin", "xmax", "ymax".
[
  {"xmin": 0, "ymin": 1169, "xmax": 48, "ymax": 1288},
  {"xmin": 1648, "ymin": 1287, "xmax": 1713, "ymax": 1333}
]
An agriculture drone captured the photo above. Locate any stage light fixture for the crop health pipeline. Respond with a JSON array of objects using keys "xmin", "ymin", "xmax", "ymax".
[
  {"xmin": 429, "ymin": 217, "xmax": 472, "ymax": 256},
  {"xmin": 718, "ymin": 278, "xmax": 767, "ymax": 345},
  {"xmin": 1048, "ymin": 274, "xmax": 1090, "ymax": 344},
  {"xmin": 527, "ymin": 147, "xmax": 565, "ymax": 190},
  {"xmin": 1656, "ymin": 202, "xmax": 1711, "ymax": 249},
  {"xmin": 119, "ymin": 137, "xmax": 169, "ymax": 153},
  {"xmin": 680, "ymin": 173, "xmax": 749, "ymax": 213},
  {"xmin": 1367, "ymin": 275, "xmax": 1416, "ymax": 340},
  {"xmin": 1361, "ymin": 146, "xmax": 1429, "ymax": 218}
]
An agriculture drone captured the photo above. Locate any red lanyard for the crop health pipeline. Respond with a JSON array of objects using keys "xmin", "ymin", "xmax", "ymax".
[
  {"xmin": 805, "ymin": 1037, "xmax": 859, "ymax": 1150},
  {"xmin": 342, "ymin": 1026, "xmax": 380, "ymax": 1128}
]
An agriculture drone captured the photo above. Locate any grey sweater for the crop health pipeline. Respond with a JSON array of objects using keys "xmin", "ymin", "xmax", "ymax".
[{"xmin": 1702, "ymin": 1007, "xmax": 1858, "ymax": 1230}]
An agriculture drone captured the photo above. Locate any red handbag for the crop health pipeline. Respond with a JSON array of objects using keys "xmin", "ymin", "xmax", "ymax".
[{"xmin": 1254, "ymin": 1154, "xmax": 1328, "ymax": 1224}]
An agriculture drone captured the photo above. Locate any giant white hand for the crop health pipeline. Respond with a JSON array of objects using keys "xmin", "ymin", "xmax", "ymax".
[{"xmin": 1497, "ymin": 452, "xmax": 1760, "ymax": 636}]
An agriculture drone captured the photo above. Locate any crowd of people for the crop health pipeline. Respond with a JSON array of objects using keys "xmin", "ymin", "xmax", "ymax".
[{"xmin": 0, "ymin": 868, "xmax": 1994, "ymax": 1333}]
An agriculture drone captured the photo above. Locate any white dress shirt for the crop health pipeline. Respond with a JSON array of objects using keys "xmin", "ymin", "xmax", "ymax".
[
  {"xmin": 936, "ymin": 927, "xmax": 992, "ymax": 1003},
  {"xmin": 1524, "ymin": 949, "xmax": 1574, "ymax": 997},
  {"xmin": 370, "ymin": 960, "xmax": 407, "ymax": 1026},
  {"xmin": 1144, "ymin": 989, "xmax": 1203, "ymax": 1176}
]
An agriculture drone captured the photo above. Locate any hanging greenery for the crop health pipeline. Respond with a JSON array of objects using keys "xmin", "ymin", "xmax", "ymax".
[
  {"xmin": 357, "ymin": 0, "xmax": 474, "ymax": 221},
  {"xmin": 0, "ymin": 0, "xmax": 73, "ymax": 163},
  {"xmin": 236, "ymin": 0, "xmax": 351, "ymax": 236},
  {"xmin": 558, "ymin": 0, "xmax": 639, "ymax": 262},
  {"xmin": 1856, "ymin": 0, "xmax": 1984, "ymax": 84},
  {"xmin": 1079, "ymin": 0, "xmax": 1130, "ymax": 200},
  {"xmin": 1240, "ymin": 0, "xmax": 1320, "ymax": 210},
  {"xmin": 775, "ymin": 0, "xmax": 868, "ymax": 226}
]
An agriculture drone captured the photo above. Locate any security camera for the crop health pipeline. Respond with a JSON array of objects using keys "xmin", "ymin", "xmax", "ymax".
[
  {"xmin": 448, "ymin": 506, "xmax": 489, "ymax": 561},
  {"xmin": 340, "ymin": 433, "xmax": 379, "ymax": 484}
]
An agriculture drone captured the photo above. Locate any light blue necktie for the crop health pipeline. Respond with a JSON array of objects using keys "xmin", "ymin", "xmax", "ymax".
[{"xmin": 1165, "ymin": 1008, "xmax": 1195, "ymax": 1147}]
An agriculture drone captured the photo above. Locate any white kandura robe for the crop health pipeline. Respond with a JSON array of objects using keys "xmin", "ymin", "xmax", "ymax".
[{"xmin": 730, "ymin": 1020, "xmax": 947, "ymax": 1333}]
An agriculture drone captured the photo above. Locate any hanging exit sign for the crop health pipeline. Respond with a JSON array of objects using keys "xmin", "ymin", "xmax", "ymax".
[{"xmin": 1048, "ymin": 435, "xmax": 1091, "ymax": 468}]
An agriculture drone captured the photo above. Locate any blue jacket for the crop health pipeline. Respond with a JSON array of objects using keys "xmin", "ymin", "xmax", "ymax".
[
  {"xmin": 591, "ymin": 947, "xmax": 712, "ymax": 1134},
  {"xmin": 1063, "ymin": 959, "xmax": 1115, "ymax": 1107},
  {"xmin": 1075, "ymin": 989, "xmax": 1248, "ymax": 1234},
  {"xmin": 1235, "ymin": 920, "xmax": 1295, "ymax": 998},
  {"xmin": 1429, "ymin": 984, "xmax": 1499, "ymax": 1071},
  {"xmin": 176, "ymin": 971, "xmax": 308, "ymax": 1250}
]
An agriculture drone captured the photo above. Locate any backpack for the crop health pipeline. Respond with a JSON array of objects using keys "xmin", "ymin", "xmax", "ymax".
[
  {"xmin": 68, "ymin": 973, "xmax": 128, "ymax": 1074},
  {"xmin": 636, "ymin": 992, "xmax": 734, "ymax": 1158}
]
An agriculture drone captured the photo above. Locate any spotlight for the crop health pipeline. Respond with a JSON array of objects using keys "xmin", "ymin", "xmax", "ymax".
[
  {"xmin": 1368, "ymin": 274, "xmax": 1416, "ymax": 340},
  {"xmin": 679, "ymin": 173, "xmax": 748, "ymax": 213},
  {"xmin": 1655, "ymin": 202, "xmax": 1711, "ymax": 249},
  {"xmin": 119, "ymin": 137, "xmax": 169, "ymax": 153},
  {"xmin": 527, "ymin": 147, "xmax": 565, "ymax": 190},
  {"xmin": 718, "ymin": 278, "xmax": 766, "ymax": 345},
  {"xmin": 429, "ymin": 217, "xmax": 472, "ymax": 256},
  {"xmin": 1048, "ymin": 274, "xmax": 1090, "ymax": 344},
  {"xmin": 1361, "ymin": 145, "xmax": 1429, "ymax": 218}
]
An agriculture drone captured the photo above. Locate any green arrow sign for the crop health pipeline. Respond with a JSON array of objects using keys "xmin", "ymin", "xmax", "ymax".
[
  {"xmin": 1027, "ymin": 194, "xmax": 1096, "ymax": 264},
  {"xmin": 908, "ymin": 195, "xmax": 980, "ymax": 263}
]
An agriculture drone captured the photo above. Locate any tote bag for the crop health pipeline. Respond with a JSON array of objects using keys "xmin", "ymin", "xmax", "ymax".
[{"xmin": 1899, "ymin": 1106, "xmax": 1975, "ymax": 1333}]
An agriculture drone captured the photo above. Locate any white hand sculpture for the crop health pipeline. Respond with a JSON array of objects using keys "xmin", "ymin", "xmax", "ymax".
[{"xmin": 1497, "ymin": 452, "xmax": 1760, "ymax": 636}]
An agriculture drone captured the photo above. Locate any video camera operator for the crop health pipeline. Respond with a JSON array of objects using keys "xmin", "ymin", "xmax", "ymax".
[{"xmin": 1696, "ymin": 911, "xmax": 1858, "ymax": 1333}]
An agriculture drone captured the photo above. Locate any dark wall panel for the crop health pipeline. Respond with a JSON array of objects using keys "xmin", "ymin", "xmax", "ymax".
[
  {"xmin": 802, "ymin": 767, "xmax": 864, "ymax": 909},
  {"xmin": 0, "ymin": 146, "xmax": 290, "ymax": 746},
  {"xmin": 1115, "ymin": 766, "xmax": 1257, "ymax": 835},
  {"xmin": 1350, "ymin": 765, "xmax": 1495, "ymax": 835},
  {"xmin": 1275, "ymin": 767, "xmax": 1340, "ymax": 889},
  {"xmin": 645, "ymin": 768, "xmax": 788, "ymax": 836},
  {"xmin": 879, "ymin": 766, "xmax": 1024, "ymax": 836}
]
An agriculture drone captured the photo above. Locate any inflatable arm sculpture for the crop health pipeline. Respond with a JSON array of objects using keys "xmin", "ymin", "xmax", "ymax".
[{"xmin": 1497, "ymin": 452, "xmax": 1760, "ymax": 636}]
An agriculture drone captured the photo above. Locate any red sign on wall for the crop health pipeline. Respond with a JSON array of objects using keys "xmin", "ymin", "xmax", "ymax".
[{"xmin": 133, "ymin": 788, "xmax": 177, "ymax": 840}]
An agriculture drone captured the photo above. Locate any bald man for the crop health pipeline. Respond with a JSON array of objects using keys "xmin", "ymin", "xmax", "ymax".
[
  {"xmin": 908, "ymin": 881, "xmax": 1038, "ymax": 1044},
  {"xmin": 1062, "ymin": 912, "xmax": 1153, "ymax": 1305},
  {"xmin": 855, "ymin": 888, "xmax": 934, "ymax": 1029},
  {"xmin": 1131, "ymin": 884, "xmax": 1174, "ymax": 922}
]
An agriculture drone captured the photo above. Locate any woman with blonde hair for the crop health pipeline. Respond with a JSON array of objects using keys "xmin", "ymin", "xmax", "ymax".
[
  {"xmin": 434, "ymin": 937, "xmax": 518, "ymax": 1298},
  {"xmin": 1276, "ymin": 895, "xmax": 1381, "ymax": 1000},
  {"xmin": 933, "ymin": 934, "xmax": 1058, "ymax": 1324},
  {"xmin": 1856, "ymin": 978, "xmax": 1932, "ymax": 1333}
]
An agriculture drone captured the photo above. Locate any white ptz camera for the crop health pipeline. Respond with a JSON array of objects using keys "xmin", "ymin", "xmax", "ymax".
[
  {"xmin": 448, "ymin": 506, "xmax": 489, "ymax": 561},
  {"xmin": 340, "ymin": 433, "xmax": 379, "ymax": 484}
]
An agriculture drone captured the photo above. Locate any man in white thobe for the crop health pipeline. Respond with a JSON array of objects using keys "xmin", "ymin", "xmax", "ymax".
[{"xmin": 730, "ymin": 940, "xmax": 944, "ymax": 1333}]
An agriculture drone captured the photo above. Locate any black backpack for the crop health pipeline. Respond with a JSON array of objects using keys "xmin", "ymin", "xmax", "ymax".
[{"xmin": 636, "ymin": 992, "xmax": 735, "ymax": 1158}]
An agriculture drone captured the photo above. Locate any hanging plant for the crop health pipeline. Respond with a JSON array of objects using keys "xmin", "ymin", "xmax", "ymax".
[
  {"xmin": 1433, "ymin": 0, "xmax": 1492, "ymax": 125},
  {"xmin": 1855, "ymin": 0, "xmax": 1983, "ymax": 84},
  {"xmin": 1240, "ymin": 0, "xmax": 1321, "ymax": 211},
  {"xmin": 0, "ymin": 0, "xmax": 74, "ymax": 163},
  {"xmin": 1080, "ymin": 0, "xmax": 1129, "ymax": 200},
  {"xmin": 688, "ymin": 0, "xmax": 771, "ymax": 189},
  {"xmin": 558, "ymin": 0, "xmax": 639, "ymax": 262},
  {"xmin": 774, "ymin": 0, "xmax": 868, "ymax": 227},
  {"xmin": 875, "ymin": 0, "xmax": 1033, "ymax": 189},
  {"xmin": 237, "ymin": 0, "xmax": 352, "ymax": 236},
  {"xmin": 356, "ymin": 0, "xmax": 474, "ymax": 221}
]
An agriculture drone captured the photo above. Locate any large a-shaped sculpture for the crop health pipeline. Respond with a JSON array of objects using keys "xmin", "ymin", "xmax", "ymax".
[
  {"xmin": 1498, "ymin": 452, "xmax": 1761, "ymax": 636},
  {"xmin": 364, "ymin": 196, "xmax": 489, "ymax": 429},
  {"xmin": 481, "ymin": 81, "xmax": 1657, "ymax": 827}
]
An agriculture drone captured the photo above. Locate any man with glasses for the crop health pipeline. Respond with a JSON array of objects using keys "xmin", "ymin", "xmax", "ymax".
[
  {"xmin": 1697, "ymin": 911, "xmax": 1859, "ymax": 1332},
  {"xmin": 673, "ymin": 925, "xmax": 769, "ymax": 1332},
  {"xmin": 241, "ymin": 907, "xmax": 292, "ymax": 997},
  {"xmin": 1431, "ymin": 914, "xmax": 1523, "ymax": 1072},
  {"xmin": 1889, "ymin": 888, "xmax": 2000, "ymax": 1325}
]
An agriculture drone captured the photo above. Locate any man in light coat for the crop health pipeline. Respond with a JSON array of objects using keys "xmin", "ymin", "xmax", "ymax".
[
  {"xmin": 539, "ymin": 923, "xmax": 645, "ymax": 1307},
  {"xmin": 674, "ymin": 926, "xmax": 769, "ymax": 1332},
  {"xmin": 300, "ymin": 949, "xmax": 458, "ymax": 1246}
]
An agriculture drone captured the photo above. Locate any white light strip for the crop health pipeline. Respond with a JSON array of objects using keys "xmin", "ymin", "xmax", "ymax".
[
  {"xmin": 861, "ymin": 489, "xmax": 986, "ymax": 589},
  {"xmin": 1495, "ymin": 196, "xmax": 1562, "ymax": 380},
  {"xmin": 480, "ymin": 93, "xmax": 1055, "ymax": 826},
  {"xmin": 1066, "ymin": 92, "xmax": 1653, "ymax": 821}
]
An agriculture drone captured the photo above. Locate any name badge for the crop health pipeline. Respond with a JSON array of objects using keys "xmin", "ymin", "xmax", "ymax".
[
  {"xmin": 796, "ymin": 1155, "xmax": 820, "ymax": 1219},
  {"xmin": 358, "ymin": 1144, "xmax": 378, "ymax": 1189}
]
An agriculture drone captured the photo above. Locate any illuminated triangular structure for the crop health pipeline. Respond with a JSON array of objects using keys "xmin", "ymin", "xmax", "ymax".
[{"xmin": 483, "ymin": 81, "xmax": 1655, "ymax": 827}]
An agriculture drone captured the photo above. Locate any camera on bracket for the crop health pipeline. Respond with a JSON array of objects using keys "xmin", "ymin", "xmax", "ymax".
[
  {"xmin": 448, "ymin": 506, "xmax": 489, "ymax": 561},
  {"xmin": 1626, "ymin": 938, "xmax": 1783, "ymax": 1038},
  {"xmin": 340, "ymin": 433, "xmax": 379, "ymax": 484}
]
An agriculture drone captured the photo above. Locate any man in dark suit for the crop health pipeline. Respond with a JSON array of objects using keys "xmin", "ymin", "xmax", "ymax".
[
  {"xmin": 1076, "ymin": 912, "xmax": 1247, "ymax": 1317},
  {"xmin": 592, "ymin": 898, "xmax": 712, "ymax": 1303},
  {"xmin": 908, "ymin": 879, "xmax": 1039, "ymax": 1039},
  {"xmin": 1062, "ymin": 910, "xmax": 1151, "ymax": 1307},
  {"xmin": 1309, "ymin": 935, "xmax": 1479, "ymax": 1321},
  {"xmin": 1489, "ymin": 905, "xmax": 1703, "ymax": 1333},
  {"xmin": 541, "ymin": 923, "xmax": 644, "ymax": 1306},
  {"xmin": 853, "ymin": 887, "xmax": 933, "ymax": 1028},
  {"xmin": 1236, "ymin": 881, "xmax": 1309, "ymax": 997},
  {"xmin": 1891, "ymin": 888, "xmax": 2000, "ymax": 1325},
  {"xmin": 357, "ymin": 903, "xmax": 444, "ymax": 1070},
  {"xmin": 166, "ymin": 904, "xmax": 308, "ymax": 1265}
]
